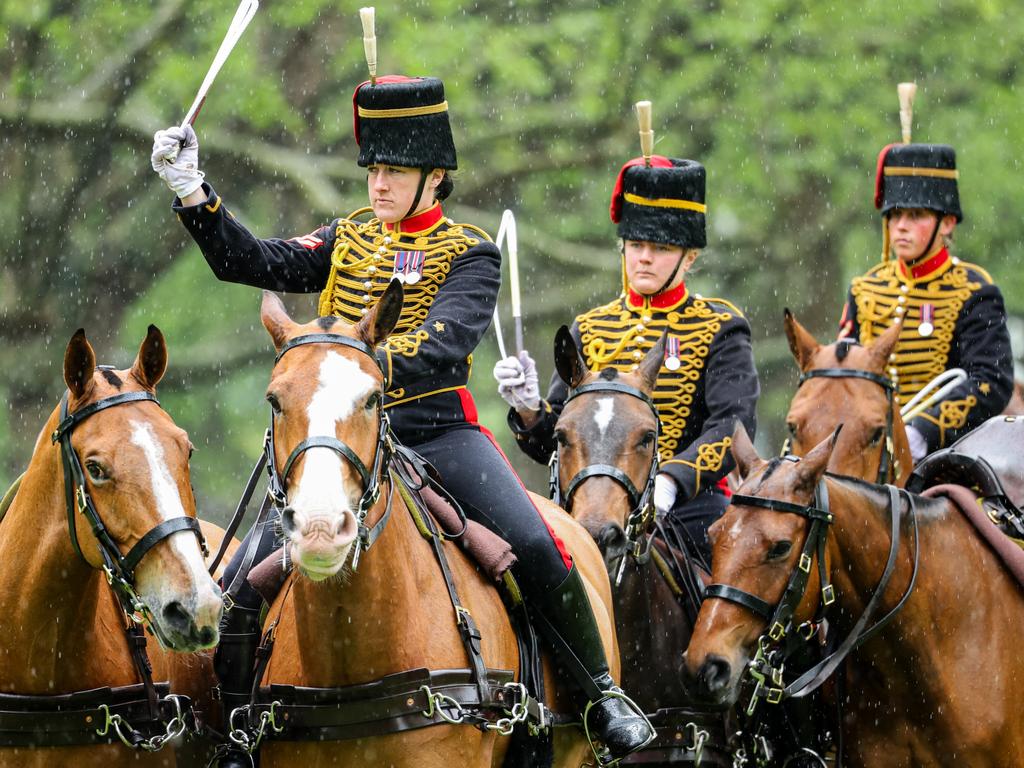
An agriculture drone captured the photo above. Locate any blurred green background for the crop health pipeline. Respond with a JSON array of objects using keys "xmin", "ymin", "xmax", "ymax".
[{"xmin": 2, "ymin": 0, "xmax": 1022, "ymax": 524}]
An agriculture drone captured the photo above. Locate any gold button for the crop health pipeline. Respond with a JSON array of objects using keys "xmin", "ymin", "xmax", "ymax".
[
  {"xmin": 636, "ymin": 324, "xmax": 645, "ymax": 333},
  {"xmin": 633, "ymin": 350, "xmax": 643, "ymax": 360},
  {"xmin": 897, "ymin": 296, "xmax": 906, "ymax": 304},
  {"xmin": 363, "ymin": 281, "xmax": 373, "ymax": 289},
  {"xmin": 901, "ymin": 285, "xmax": 909, "ymax": 293},
  {"xmin": 643, "ymin": 314, "xmax": 652, "ymax": 323},
  {"xmin": 362, "ymin": 294, "xmax": 372, "ymax": 303},
  {"xmin": 360, "ymin": 308, "xmax": 368, "ymax": 315},
  {"xmin": 378, "ymin": 246, "xmax": 387, "ymax": 254},
  {"xmin": 630, "ymin": 364, "xmax": 639, "ymax": 371},
  {"xmin": 384, "ymin": 236, "xmax": 392, "ymax": 245},
  {"xmin": 895, "ymin": 306, "xmax": 905, "ymax": 315},
  {"xmin": 368, "ymin": 266, "xmax": 377, "ymax": 274}
]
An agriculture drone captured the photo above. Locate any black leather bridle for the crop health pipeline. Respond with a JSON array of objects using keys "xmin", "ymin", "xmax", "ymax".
[
  {"xmin": 703, "ymin": 469, "xmax": 919, "ymax": 716},
  {"xmin": 549, "ymin": 381, "xmax": 661, "ymax": 578},
  {"xmin": 796, "ymin": 367, "xmax": 897, "ymax": 485},
  {"xmin": 265, "ymin": 333, "xmax": 394, "ymax": 570},
  {"xmin": 51, "ymin": 377, "xmax": 207, "ymax": 619}
]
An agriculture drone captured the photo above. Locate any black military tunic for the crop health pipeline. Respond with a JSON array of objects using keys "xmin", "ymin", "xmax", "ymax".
[
  {"xmin": 510, "ymin": 282, "xmax": 760, "ymax": 504},
  {"xmin": 175, "ymin": 183, "xmax": 499, "ymax": 443},
  {"xmin": 839, "ymin": 248, "xmax": 1013, "ymax": 451},
  {"xmin": 174, "ymin": 182, "xmax": 575, "ymax": 595}
]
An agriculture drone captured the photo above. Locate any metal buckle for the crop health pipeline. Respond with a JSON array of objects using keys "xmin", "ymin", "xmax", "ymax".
[
  {"xmin": 769, "ymin": 621, "xmax": 785, "ymax": 641},
  {"xmin": 822, "ymin": 583, "xmax": 836, "ymax": 605},
  {"xmin": 799, "ymin": 553, "xmax": 812, "ymax": 573}
]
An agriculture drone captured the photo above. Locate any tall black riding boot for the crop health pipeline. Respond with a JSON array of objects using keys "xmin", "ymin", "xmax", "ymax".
[
  {"xmin": 535, "ymin": 564, "xmax": 655, "ymax": 762},
  {"xmin": 212, "ymin": 604, "xmax": 263, "ymax": 768}
]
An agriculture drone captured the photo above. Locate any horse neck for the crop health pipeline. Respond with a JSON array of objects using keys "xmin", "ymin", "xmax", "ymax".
[
  {"xmin": 0, "ymin": 409, "xmax": 114, "ymax": 692},
  {"xmin": 285, "ymin": 484, "xmax": 450, "ymax": 684},
  {"xmin": 824, "ymin": 476, "xmax": 941, "ymax": 650}
]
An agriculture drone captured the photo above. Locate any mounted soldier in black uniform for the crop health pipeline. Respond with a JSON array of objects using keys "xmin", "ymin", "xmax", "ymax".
[
  {"xmin": 151, "ymin": 66, "xmax": 654, "ymax": 768},
  {"xmin": 494, "ymin": 150, "xmax": 759, "ymax": 560}
]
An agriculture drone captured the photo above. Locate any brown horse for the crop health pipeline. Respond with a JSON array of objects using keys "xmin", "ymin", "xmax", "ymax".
[
  {"xmin": 244, "ymin": 289, "xmax": 616, "ymax": 768},
  {"xmin": 784, "ymin": 310, "xmax": 911, "ymax": 485},
  {"xmin": 683, "ymin": 426, "xmax": 1024, "ymax": 767},
  {"xmin": 549, "ymin": 328, "xmax": 725, "ymax": 764},
  {"xmin": 0, "ymin": 327, "xmax": 224, "ymax": 767}
]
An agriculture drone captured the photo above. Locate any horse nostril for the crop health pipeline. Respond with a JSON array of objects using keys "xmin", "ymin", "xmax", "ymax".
[
  {"xmin": 162, "ymin": 600, "xmax": 191, "ymax": 633},
  {"xmin": 699, "ymin": 655, "xmax": 733, "ymax": 695},
  {"xmin": 281, "ymin": 506, "xmax": 297, "ymax": 536},
  {"xmin": 196, "ymin": 624, "xmax": 217, "ymax": 647}
]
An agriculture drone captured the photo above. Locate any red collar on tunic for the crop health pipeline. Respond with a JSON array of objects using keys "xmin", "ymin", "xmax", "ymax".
[
  {"xmin": 384, "ymin": 202, "xmax": 444, "ymax": 234},
  {"xmin": 898, "ymin": 247, "xmax": 950, "ymax": 281},
  {"xmin": 626, "ymin": 281, "xmax": 689, "ymax": 310}
]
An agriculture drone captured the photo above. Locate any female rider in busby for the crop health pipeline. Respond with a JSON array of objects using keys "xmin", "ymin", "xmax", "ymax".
[
  {"xmin": 151, "ymin": 70, "xmax": 654, "ymax": 767},
  {"xmin": 837, "ymin": 92, "xmax": 1013, "ymax": 465},
  {"xmin": 494, "ymin": 133, "xmax": 760, "ymax": 562}
]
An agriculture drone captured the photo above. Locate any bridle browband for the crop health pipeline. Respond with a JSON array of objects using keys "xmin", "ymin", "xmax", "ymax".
[
  {"xmin": 797, "ymin": 367, "xmax": 897, "ymax": 485},
  {"xmin": 266, "ymin": 333, "xmax": 393, "ymax": 570},
  {"xmin": 550, "ymin": 380, "xmax": 661, "ymax": 581},
  {"xmin": 703, "ymin": 468, "xmax": 919, "ymax": 715},
  {"xmin": 51, "ymin": 380, "xmax": 207, "ymax": 607}
]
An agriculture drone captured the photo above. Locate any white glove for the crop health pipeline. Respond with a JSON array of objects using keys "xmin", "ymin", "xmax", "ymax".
[
  {"xmin": 151, "ymin": 124, "xmax": 205, "ymax": 198},
  {"xmin": 906, "ymin": 425, "xmax": 928, "ymax": 464},
  {"xmin": 493, "ymin": 351, "xmax": 541, "ymax": 412},
  {"xmin": 654, "ymin": 473, "xmax": 678, "ymax": 515}
]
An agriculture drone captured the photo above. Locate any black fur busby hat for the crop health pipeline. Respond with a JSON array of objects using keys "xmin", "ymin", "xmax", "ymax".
[
  {"xmin": 352, "ymin": 75, "xmax": 458, "ymax": 170},
  {"xmin": 610, "ymin": 156, "xmax": 707, "ymax": 248},
  {"xmin": 874, "ymin": 143, "xmax": 962, "ymax": 222}
]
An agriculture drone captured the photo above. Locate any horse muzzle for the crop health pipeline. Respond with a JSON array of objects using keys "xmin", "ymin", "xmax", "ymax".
[
  {"xmin": 282, "ymin": 506, "xmax": 359, "ymax": 579},
  {"xmin": 680, "ymin": 650, "xmax": 741, "ymax": 707}
]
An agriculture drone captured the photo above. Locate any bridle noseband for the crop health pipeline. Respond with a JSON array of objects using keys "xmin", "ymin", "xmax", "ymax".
[
  {"xmin": 51, "ymin": 379, "xmax": 207, "ymax": 612},
  {"xmin": 797, "ymin": 367, "xmax": 897, "ymax": 485},
  {"xmin": 265, "ymin": 333, "xmax": 393, "ymax": 570},
  {"xmin": 550, "ymin": 380, "xmax": 661, "ymax": 576}
]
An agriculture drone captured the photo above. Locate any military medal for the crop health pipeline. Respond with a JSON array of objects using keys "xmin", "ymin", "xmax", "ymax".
[
  {"xmin": 393, "ymin": 250, "xmax": 424, "ymax": 284},
  {"xmin": 664, "ymin": 336, "xmax": 681, "ymax": 371},
  {"xmin": 918, "ymin": 303, "xmax": 935, "ymax": 337}
]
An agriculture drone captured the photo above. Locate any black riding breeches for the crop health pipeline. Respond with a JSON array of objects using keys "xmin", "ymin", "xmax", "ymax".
[
  {"xmin": 222, "ymin": 424, "xmax": 572, "ymax": 610},
  {"xmin": 666, "ymin": 486, "xmax": 729, "ymax": 562}
]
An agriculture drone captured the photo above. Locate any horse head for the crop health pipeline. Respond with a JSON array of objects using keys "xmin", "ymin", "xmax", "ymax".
[
  {"xmin": 784, "ymin": 309, "xmax": 910, "ymax": 485},
  {"xmin": 261, "ymin": 283, "xmax": 402, "ymax": 581},
  {"xmin": 552, "ymin": 325, "xmax": 664, "ymax": 567},
  {"xmin": 59, "ymin": 326, "xmax": 222, "ymax": 651},
  {"xmin": 681, "ymin": 423, "xmax": 838, "ymax": 707}
]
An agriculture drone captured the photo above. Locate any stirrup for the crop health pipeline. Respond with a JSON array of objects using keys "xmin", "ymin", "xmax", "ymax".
[{"xmin": 581, "ymin": 687, "xmax": 656, "ymax": 766}]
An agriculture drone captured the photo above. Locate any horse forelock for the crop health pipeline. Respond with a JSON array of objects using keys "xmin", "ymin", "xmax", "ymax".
[
  {"xmin": 316, "ymin": 316, "xmax": 340, "ymax": 332},
  {"xmin": 100, "ymin": 369, "xmax": 123, "ymax": 388},
  {"xmin": 598, "ymin": 368, "xmax": 619, "ymax": 381}
]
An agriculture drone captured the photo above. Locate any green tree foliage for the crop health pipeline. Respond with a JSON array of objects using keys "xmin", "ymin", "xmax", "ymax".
[{"xmin": 1, "ymin": 0, "xmax": 1021, "ymax": 519}]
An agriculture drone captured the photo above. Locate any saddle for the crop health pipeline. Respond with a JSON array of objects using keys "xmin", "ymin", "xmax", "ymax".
[{"xmin": 907, "ymin": 415, "xmax": 1024, "ymax": 540}]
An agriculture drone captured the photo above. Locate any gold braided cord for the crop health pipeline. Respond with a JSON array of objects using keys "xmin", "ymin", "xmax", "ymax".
[
  {"xmin": 622, "ymin": 191, "xmax": 707, "ymax": 213},
  {"xmin": 664, "ymin": 436, "xmax": 733, "ymax": 492},
  {"xmin": 576, "ymin": 295, "xmax": 733, "ymax": 458},
  {"xmin": 357, "ymin": 101, "xmax": 449, "ymax": 119},
  {"xmin": 852, "ymin": 259, "xmax": 985, "ymax": 405},
  {"xmin": 316, "ymin": 213, "xmax": 481, "ymax": 361},
  {"xmin": 883, "ymin": 166, "xmax": 959, "ymax": 180},
  {"xmin": 918, "ymin": 395, "xmax": 978, "ymax": 447}
]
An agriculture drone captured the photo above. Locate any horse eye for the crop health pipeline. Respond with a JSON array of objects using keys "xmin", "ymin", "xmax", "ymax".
[
  {"xmin": 365, "ymin": 392, "xmax": 380, "ymax": 411},
  {"xmin": 638, "ymin": 430, "xmax": 656, "ymax": 449},
  {"xmin": 266, "ymin": 393, "xmax": 282, "ymax": 414},
  {"xmin": 85, "ymin": 460, "xmax": 109, "ymax": 483},
  {"xmin": 555, "ymin": 430, "xmax": 570, "ymax": 448},
  {"xmin": 787, "ymin": 422, "xmax": 798, "ymax": 437},
  {"xmin": 868, "ymin": 427, "xmax": 884, "ymax": 446},
  {"xmin": 767, "ymin": 540, "xmax": 792, "ymax": 561}
]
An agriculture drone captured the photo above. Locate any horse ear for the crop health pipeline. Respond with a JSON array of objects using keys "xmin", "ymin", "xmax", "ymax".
[
  {"xmin": 64, "ymin": 328, "xmax": 96, "ymax": 399},
  {"xmin": 356, "ymin": 279, "xmax": 404, "ymax": 347},
  {"xmin": 554, "ymin": 325, "xmax": 587, "ymax": 389},
  {"xmin": 261, "ymin": 291, "xmax": 295, "ymax": 352},
  {"xmin": 130, "ymin": 325, "xmax": 167, "ymax": 390},
  {"xmin": 730, "ymin": 420, "xmax": 761, "ymax": 479},
  {"xmin": 636, "ymin": 333, "xmax": 666, "ymax": 393},
  {"xmin": 866, "ymin": 321, "xmax": 902, "ymax": 373},
  {"xmin": 783, "ymin": 308, "xmax": 820, "ymax": 372},
  {"xmin": 795, "ymin": 425, "xmax": 842, "ymax": 490}
]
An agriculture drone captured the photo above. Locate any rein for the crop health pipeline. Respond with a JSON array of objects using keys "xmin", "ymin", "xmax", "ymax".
[
  {"xmin": 797, "ymin": 367, "xmax": 897, "ymax": 485},
  {"xmin": 0, "ymin": 378, "xmax": 209, "ymax": 751},
  {"xmin": 704, "ymin": 471, "xmax": 920, "ymax": 716},
  {"xmin": 549, "ymin": 381, "xmax": 661, "ymax": 582}
]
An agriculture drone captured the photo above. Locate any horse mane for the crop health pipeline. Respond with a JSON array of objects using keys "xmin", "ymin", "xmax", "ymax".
[
  {"xmin": 824, "ymin": 471, "xmax": 948, "ymax": 520},
  {"xmin": 834, "ymin": 338, "xmax": 859, "ymax": 362}
]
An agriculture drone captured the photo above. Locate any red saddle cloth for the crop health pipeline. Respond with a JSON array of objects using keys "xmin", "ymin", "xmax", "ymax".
[{"xmin": 922, "ymin": 484, "xmax": 1024, "ymax": 590}]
